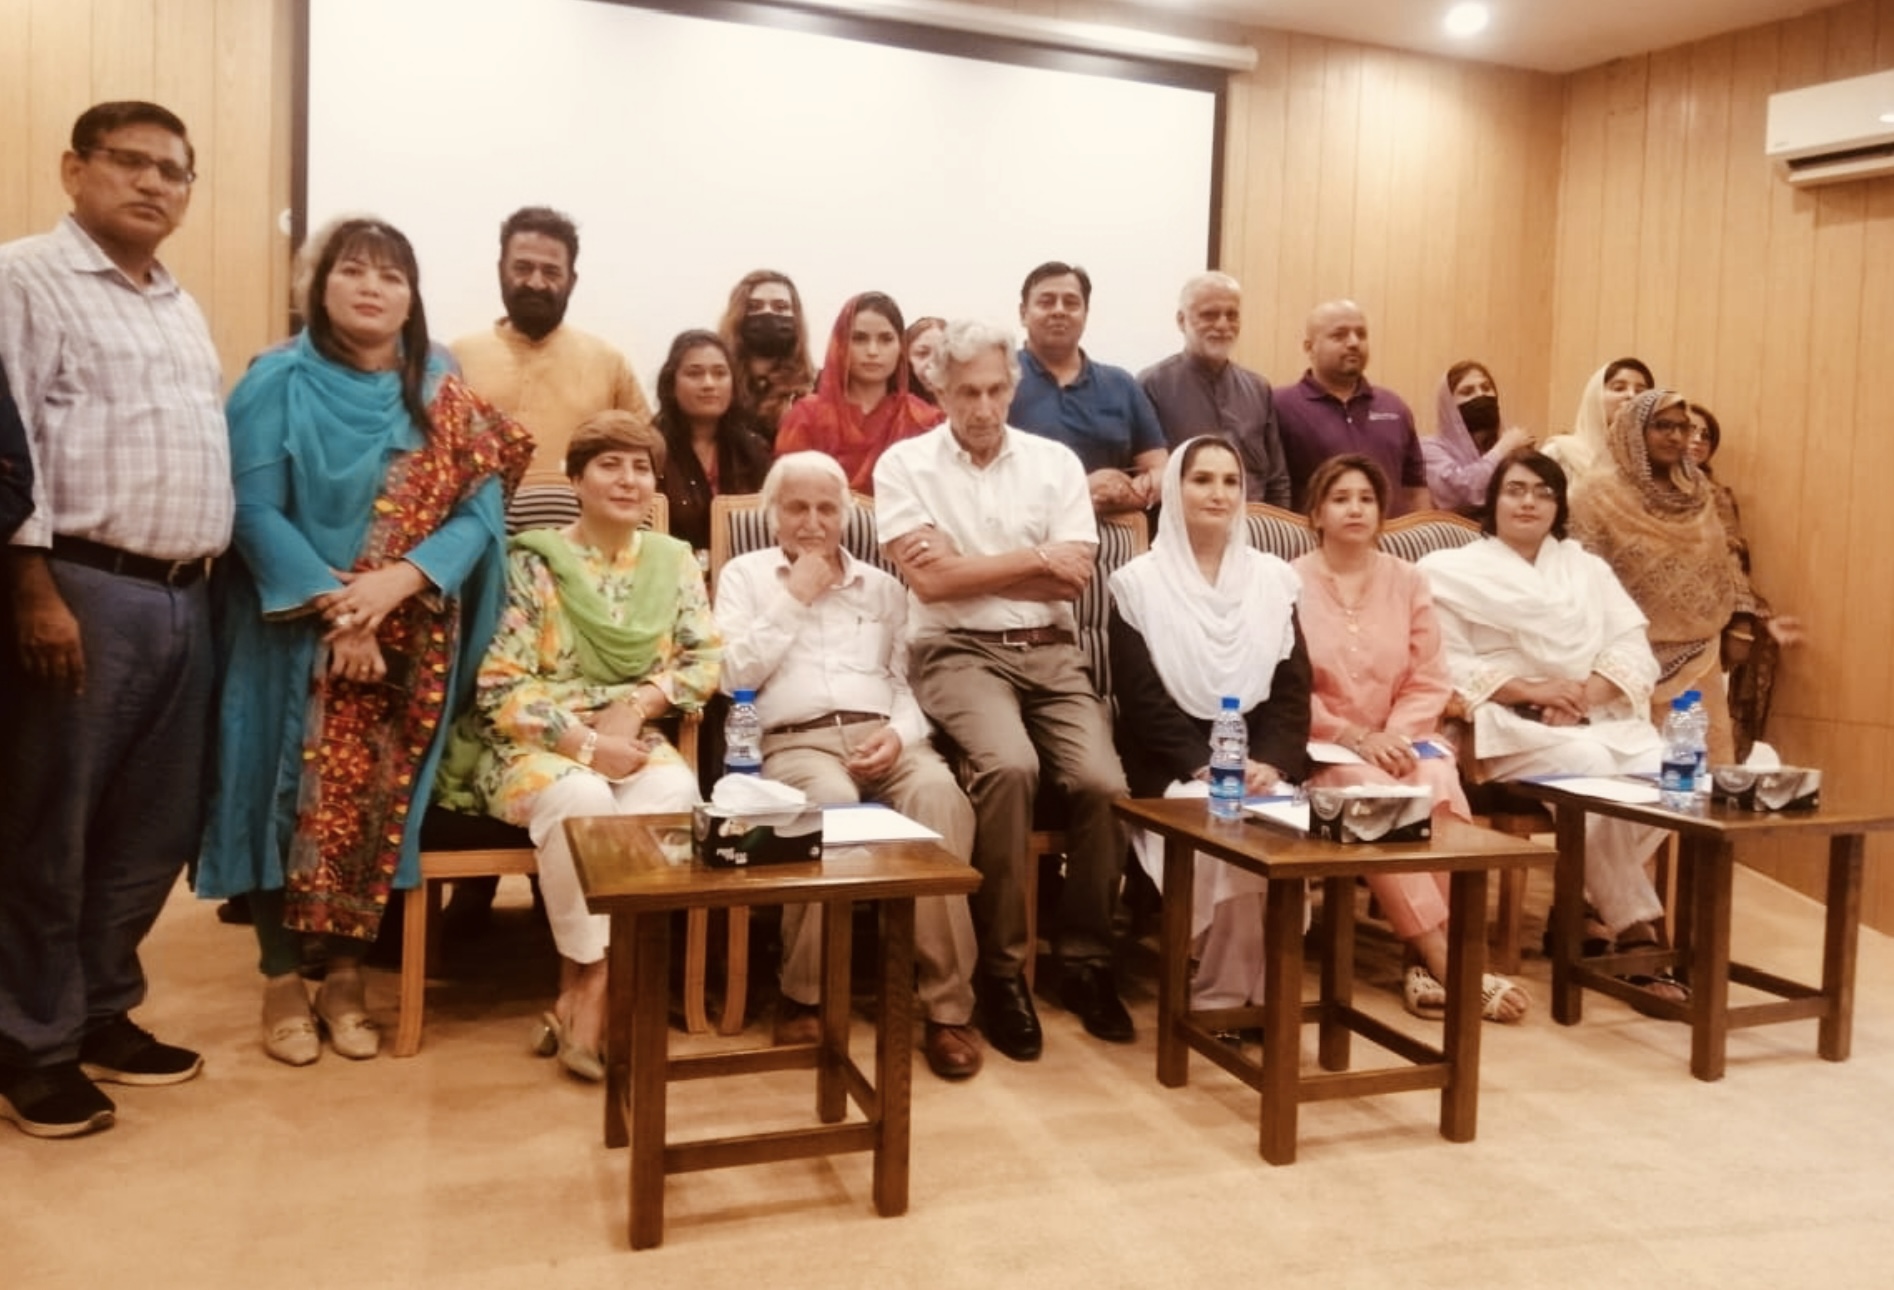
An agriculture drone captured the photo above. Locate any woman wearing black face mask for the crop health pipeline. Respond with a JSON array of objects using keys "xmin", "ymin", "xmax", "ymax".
[
  {"xmin": 1422, "ymin": 359, "xmax": 1535, "ymax": 515},
  {"xmin": 717, "ymin": 269, "xmax": 816, "ymax": 444}
]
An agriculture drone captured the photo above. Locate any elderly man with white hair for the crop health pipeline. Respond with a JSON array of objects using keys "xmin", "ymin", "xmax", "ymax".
[
  {"xmin": 713, "ymin": 451, "xmax": 983, "ymax": 1080},
  {"xmin": 1138, "ymin": 271, "xmax": 1292, "ymax": 508},
  {"xmin": 873, "ymin": 320, "xmax": 1133, "ymax": 1062}
]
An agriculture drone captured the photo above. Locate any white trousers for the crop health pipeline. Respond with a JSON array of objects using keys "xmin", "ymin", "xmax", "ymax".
[
  {"xmin": 1478, "ymin": 740, "xmax": 1667, "ymax": 934},
  {"xmin": 1129, "ymin": 780, "xmax": 1308, "ymax": 1010},
  {"xmin": 524, "ymin": 763, "xmax": 701, "ymax": 963}
]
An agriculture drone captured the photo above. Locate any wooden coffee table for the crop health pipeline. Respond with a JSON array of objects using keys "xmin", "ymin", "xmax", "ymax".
[
  {"xmin": 1510, "ymin": 779, "xmax": 1893, "ymax": 1081},
  {"xmin": 1114, "ymin": 797, "xmax": 1550, "ymax": 1164},
  {"xmin": 566, "ymin": 812, "xmax": 980, "ymax": 1249}
]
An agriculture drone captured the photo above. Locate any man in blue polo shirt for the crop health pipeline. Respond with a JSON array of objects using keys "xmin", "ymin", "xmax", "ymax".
[
  {"xmin": 1008, "ymin": 261, "xmax": 1167, "ymax": 514},
  {"xmin": 1274, "ymin": 299, "xmax": 1431, "ymax": 515}
]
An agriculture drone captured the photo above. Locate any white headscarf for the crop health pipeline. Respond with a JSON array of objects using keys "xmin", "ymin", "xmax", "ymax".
[{"xmin": 1109, "ymin": 437, "xmax": 1300, "ymax": 720}]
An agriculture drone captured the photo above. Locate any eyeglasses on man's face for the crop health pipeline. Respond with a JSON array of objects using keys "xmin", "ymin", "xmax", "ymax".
[
  {"xmin": 1499, "ymin": 481, "xmax": 1556, "ymax": 502},
  {"xmin": 84, "ymin": 145, "xmax": 196, "ymax": 188}
]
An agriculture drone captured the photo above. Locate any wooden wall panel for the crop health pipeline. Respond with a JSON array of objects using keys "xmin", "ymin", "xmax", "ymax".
[
  {"xmin": 1213, "ymin": 33, "xmax": 1564, "ymax": 434},
  {"xmin": 1551, "ymin": 0, "xmax": 1894, "ymax": 922},
  {"xmin": 0, "ymin": 0, "xmax": 290, "ymax": 386}
]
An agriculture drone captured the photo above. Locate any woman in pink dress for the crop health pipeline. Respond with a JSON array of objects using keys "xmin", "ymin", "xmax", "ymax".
[{"xmin": 1293, "ymin": 454, "xmax": 1528, "ymax": 1023}]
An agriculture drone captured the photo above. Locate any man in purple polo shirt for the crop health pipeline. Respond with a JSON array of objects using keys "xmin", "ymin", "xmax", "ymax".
[{"xmin": 1273, "ymin": 300, "xmax": 1430, "ymax": 516}]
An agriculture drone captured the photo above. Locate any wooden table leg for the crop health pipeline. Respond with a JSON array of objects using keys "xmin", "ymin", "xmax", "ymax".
[
  {"xmin": 1259, "ymin": 877, "xmax": 1306, "ymax": 1165},
  {"xmin": 1317, "ymin": 876, "xmax": 1352, "ymax": 1072},
  {"xmin": 1440, "ymin": 869, "xmax": 1487, "ymax": 1143},
  {"xmin": 628, "ymin": 910, "xmax": 672, "ymax": 1250},
  {"xmin": 1687, "ymin": 837, "xmax": 1733, "ymax": 1083},
  {"xmin": 818, "ymin": 896, "xmax": 853, "ymax": 1125},
  {"xmin": 605, "ymin": 912, "xmax": 634, "ymax": 1150},
  {"xmin": 1550, "ymin": 805, "xmax": 1588, "ymax": 1025},
  {"xmin": 1819, "ymin": 833, "xmax": 1865, "ymax": 1062},
  {"xmin": 873, "ymin": 897, "xmax": 917, "ymax": 1218},
  {"xmin": 1671, "ymin": 835, "xmax": 1696, "ymax": 965},
  {"xmin": 1157, "ymin": 833, "xmax": 1194, "ymax": 1089}
]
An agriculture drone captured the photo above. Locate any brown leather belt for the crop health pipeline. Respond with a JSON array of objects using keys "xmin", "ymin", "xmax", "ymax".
[
  {"xmin": 952, "ymin": 626, "xmax": 1075, "ymax": 648},
  {"xmin": 50, "ymin": 534, "xmax": 213, "ymax": 587},
  {"xmin": 764, "ymin": 710, "xmax": 887, "ymax": 737}
]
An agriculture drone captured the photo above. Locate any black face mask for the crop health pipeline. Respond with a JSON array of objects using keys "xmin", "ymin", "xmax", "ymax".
[
  {"xmin": 739, "ymin": 312, "xmax": 799, "ymax": 359},
  {"xmin": 1459, "ymin": 394, "xmax": 1500, "ymax": 438},
  {"xmin": 503, "ymin": 284, "xmax": 569, "ymax": 341}
]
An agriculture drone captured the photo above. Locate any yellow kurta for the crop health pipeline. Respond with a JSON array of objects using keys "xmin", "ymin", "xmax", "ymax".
[{"xmin": 450, "ymin": 320, "xmax": 652, "ymax": 491}]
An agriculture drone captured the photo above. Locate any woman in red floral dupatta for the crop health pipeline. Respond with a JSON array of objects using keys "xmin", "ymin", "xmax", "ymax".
[{"xmin": 774, "ymin": 292, "xmax": 942, "ymax": 494}]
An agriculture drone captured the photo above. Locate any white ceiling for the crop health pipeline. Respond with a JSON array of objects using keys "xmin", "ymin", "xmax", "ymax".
[{"xmin": 1158, "ymin": 0, "xmax": 1836, "ymax": 73}]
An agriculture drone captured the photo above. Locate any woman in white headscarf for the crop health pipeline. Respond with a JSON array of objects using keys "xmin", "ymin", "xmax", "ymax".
[
  {"xmin": 1108, "ymin": 437, "xmax": 1311, "ymax": 1025},
  {"xmin": 1541, "ymin": 356, "xmax": 1652, "ymax": 477}
]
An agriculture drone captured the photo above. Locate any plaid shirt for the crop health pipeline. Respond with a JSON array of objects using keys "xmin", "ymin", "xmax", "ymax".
[{"xmin": 0, "ymin": 215, "xmax": 232, "ymax": 559}]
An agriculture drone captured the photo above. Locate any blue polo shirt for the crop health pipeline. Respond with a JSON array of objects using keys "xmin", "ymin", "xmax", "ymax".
[
  {"xmin": 1273, "ymin": 371, "xmax": 1428, "ymax": 515},
  {"xmin": 1009, "ymin": 348, "xmax": 1166, "ymax": 475}
]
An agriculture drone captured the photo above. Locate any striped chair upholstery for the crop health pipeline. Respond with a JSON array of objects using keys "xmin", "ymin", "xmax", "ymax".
[
  {"xmin": 1075, "ymin": 511, "xmax": 1149, "ymax": 696},
  {"xmin": 1244, "ymin": 503, "xmax": 1320, "ymax": 561},
  {"xmin": 1377, "ymin": 509, "xmax": 1482, "ymax": 561},
  {"xmin": 1241, "ymin": 503, "xmax": 1482, "ymax": 562},
  {"xmin": 708, "ymin": 491, "xmax": 884, "ymax": 600}
]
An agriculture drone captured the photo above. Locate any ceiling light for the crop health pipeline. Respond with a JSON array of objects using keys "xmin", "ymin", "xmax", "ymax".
[
  {"xmin": 1881, "ymin": 111, "xmax": 1894, "ymax": 124},
  {"xmin": 1444, "ymin": 3, "xmax": 1490, "ymax": 38}
]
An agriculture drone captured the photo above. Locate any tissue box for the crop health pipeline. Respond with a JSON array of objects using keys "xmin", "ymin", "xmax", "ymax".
[
  {"xmin": 692, "ymin": 803, "xmax": 824, "ymax": 867},
  {"xmin": 1306, "ymin": 785, "xmax": 1433, "ymax": 844},
  {"xmin": 1709, "ymin": 765, "xmax": 1822, "ymax": 812}
]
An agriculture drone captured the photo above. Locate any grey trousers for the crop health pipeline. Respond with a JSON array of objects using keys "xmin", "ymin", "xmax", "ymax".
[
  {"xmin": 909, "ymin": 635, "xmax": 1129, "ymax": 978},
  {"xmin": 766, "ymin": 722, "xmax": 978, "ymax": 1024}
]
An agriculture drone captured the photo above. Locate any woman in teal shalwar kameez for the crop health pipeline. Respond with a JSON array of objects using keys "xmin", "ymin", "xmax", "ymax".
[{"xmin": 198, "ymin": 219, "xmax": 531, "ymax": 1066}]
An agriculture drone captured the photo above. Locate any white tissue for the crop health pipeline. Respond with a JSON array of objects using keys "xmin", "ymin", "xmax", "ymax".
[
  {"xmin": 711, "ymin": 774, "xmax": 807, "ymax": 809},
  {"xmin": 709, "ymin": 774, "xmax": 811, "ymax": 825}
]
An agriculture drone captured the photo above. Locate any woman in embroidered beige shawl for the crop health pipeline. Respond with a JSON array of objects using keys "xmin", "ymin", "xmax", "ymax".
[{"xmin": 1568, "ymin": 389, "xmax": 1792, "ymax": 765}]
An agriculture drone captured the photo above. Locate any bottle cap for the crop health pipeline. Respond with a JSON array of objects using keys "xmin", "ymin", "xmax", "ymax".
[
  {"xmin": 1221, "ymin": 695, "xmax": 1240, "ymax": 710},
  {"xmin": 1670, "ymin": 695, "xmax": 1690, "ymax": 711},
  {"xmin": 734, "ymin": 689, "xmax": 756, "ymax": 704}
]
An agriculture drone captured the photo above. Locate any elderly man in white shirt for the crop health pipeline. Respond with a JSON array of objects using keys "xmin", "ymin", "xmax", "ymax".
[
  {"xmin": 713, "ymin": 451, "xmax": 982, "ymax": 1080},
  {"xmin": 873, "ymin": 319, "xmax": 1132, "ymax": 1063}
]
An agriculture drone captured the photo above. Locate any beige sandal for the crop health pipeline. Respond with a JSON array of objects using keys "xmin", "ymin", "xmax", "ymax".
[
  {"xmin": 1481, "ymin": 974, "xmax": 1530, "ymax": 1024},
  {"xmin": 1402, "ymin": 964, "xmax": 1446, "ymax": 1019}
]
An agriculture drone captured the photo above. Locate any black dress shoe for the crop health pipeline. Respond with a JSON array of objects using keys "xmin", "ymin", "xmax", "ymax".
[
  {"xmin": 975, "ymin": 973, "xmax": 1043, "ymax": 1062},
  {"xmin": 1060, "ymin": 962, "xmax": 1134, "ymax": 1044}
]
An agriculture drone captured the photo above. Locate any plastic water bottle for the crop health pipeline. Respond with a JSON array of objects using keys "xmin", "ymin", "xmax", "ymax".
[
  {"xmin": 724, "ymin": 689, "xmax": 763, "ymax": 777},
  {"xmin": 1659, "ymin": 695, "xmax": 1696, "ymax": 810},
  {"xmin": 1682, "ymin": 689, "xmax": 1711, "ymax": 802},
  {"xmin": 1208, "ymin": 696, "xmax": 1247, "ymax": 822}
]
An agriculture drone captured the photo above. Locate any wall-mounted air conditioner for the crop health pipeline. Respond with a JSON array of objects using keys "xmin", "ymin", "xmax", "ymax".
[{"xmin": 1766, "ymin": 68, "xmax": 1894, "ymax": 186}]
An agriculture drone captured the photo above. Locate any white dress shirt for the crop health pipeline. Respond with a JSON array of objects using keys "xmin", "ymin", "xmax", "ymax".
[
  {"xmin": 872, "ymin": 423, "xmax": 1096, "ymax": 635},
  {"xmin": 714, "ymin": 545, "xmax": 929, "ymax": 749}
]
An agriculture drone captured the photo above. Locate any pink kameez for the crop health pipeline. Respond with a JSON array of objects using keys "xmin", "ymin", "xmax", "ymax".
[{"xmin": 1293, "ymin": 550, "xmax": 1469, "ymax": 939}]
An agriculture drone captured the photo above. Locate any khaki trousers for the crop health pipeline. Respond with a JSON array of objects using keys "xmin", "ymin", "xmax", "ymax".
[
  {"xmin": 909, "ymin": 635, "xmax": 1129, "ymax": 978},
  {"xmin": 766, "ymin": 722, "xmax": 978, "ymax": 1025}
]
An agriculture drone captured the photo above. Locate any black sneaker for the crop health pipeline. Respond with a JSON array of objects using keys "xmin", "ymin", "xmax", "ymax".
[
  {"xmin": 0, "ymin": 1061, "xmax": 116, "ymax": 1138},
  {"xmin": 79, "ymin": 1016, "xmax": 204, "ymax": 1086}
]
